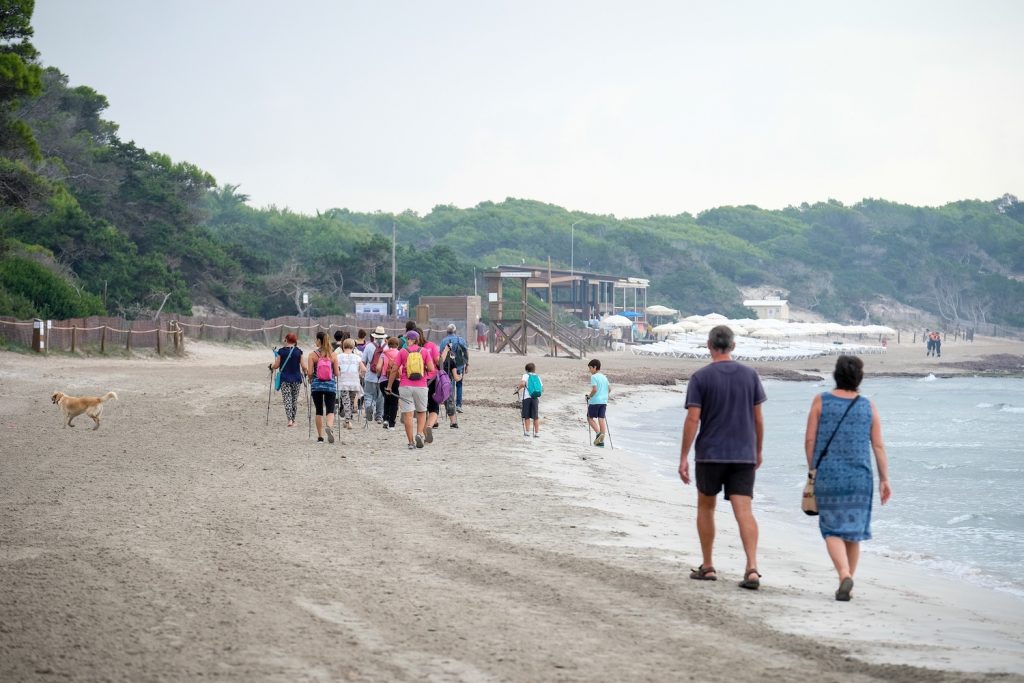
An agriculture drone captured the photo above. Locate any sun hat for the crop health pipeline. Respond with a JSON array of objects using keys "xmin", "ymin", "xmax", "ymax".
[{"xmin": 371, "ymin": 325, "xmax": 387, "ymax": 339}]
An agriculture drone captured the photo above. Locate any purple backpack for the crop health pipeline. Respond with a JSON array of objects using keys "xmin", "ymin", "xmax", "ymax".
[{"xmin": 432, "ymin": 369, "xmax": 452, "ymax": 405}]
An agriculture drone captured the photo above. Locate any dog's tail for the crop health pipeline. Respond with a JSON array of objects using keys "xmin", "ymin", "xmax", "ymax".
[{"xmin": 101, "ymin": 391, "xmax": 118, "ymax": 402}]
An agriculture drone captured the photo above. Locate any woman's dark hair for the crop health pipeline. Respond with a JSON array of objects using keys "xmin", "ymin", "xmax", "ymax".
[
  {"xmin": 357, "ymin": 329, "xmax": 367, "ymax": 340},
  {"xmin": 334, "ymin": 330, "xmax": 344, "ymax": 342},
  {"xmin": 405, "ymin": 320, "xmax": 417, "ymax": 332},
  {"xmin": 833, "ymin": 355, "xmax": 864, "ymax": 391},
  {"xmin": 525, "ymin": 362, "xmax": 535, "ymax": 372}
]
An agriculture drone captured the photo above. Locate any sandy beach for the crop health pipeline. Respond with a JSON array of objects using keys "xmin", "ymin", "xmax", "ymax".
[{"xmin": 1, "ymin": 335, "xmax": 1023, "ymax": 682}]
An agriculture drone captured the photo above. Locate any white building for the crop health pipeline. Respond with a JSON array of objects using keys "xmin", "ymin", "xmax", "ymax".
[{"xmin": 743, "ymin": 298, "xmax": 790, "ymax": 321}]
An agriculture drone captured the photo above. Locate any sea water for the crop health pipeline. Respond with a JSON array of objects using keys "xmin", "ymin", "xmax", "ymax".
[{"xmin": 614, "ymin": 376, "xmax": 1024, "ymax": 598}]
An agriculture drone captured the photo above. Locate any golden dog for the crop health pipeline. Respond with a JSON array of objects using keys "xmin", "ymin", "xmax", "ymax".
[{"xmin": 51, "ymin": 391, "xmax": 118, "ymax": 430}]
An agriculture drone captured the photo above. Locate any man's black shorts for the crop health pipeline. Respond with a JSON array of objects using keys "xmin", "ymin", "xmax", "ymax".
[
  {"xmin": 695, "ymin": 462, "xmax": 756, "ymax": 500},
  {"xmin": 587, "ymin": 404, "xmax": 606, "ymax": 419}
]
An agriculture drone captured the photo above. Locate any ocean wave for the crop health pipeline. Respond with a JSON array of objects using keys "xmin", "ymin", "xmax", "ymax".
[
  {"xmin": 867, "ymin": 547, "xmax": 1024, "ymax": 598},
  {"xmin": 945, "ymin": 513, "xmax": 990, "ymax": 525},
  {"xmin": 975, "ymin": 402, "xmax": 996, "ymax": 408},
  {"xmin": 891, "ymin": 441, "xmax": 981, "ymax": 449},
  {"xmin": 999, "ymin": 405, "xmax": 1024, "ymax": 414},
  {"xmin": 919, "ymin": 374, "xmax": 939, "ymax": 382}
]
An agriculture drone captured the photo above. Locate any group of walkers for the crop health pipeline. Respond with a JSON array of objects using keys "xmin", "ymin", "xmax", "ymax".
[
  {"xmin": 678, "ymin": 324, "xmax": 892, "ymax": 601},
  {"xmin": 269, "ymin": 321, "xmax": 470, "ymax": 449},
  {"xmin": 925, "ymin": 329, "xmax": 943, "ymax": 356},
  {"xmin": 273, "ymin": 320, "xmax": 892, "ymax": 602}
]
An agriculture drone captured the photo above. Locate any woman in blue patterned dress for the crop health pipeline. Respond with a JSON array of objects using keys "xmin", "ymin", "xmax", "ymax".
[{"xmin": 804, "ymin": 355, "xmax": 892, "ymax": 601}]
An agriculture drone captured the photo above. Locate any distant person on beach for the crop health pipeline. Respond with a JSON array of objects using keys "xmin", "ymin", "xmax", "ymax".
[
  {"xmin": 933, "ymin": 331, "xmax": 942, "ymax": 357},
  {"xmin": 475, "ymin": 318, "xmax": 487, "ymax": 351},
  {"xmin": 379, "ymin": 336, "xmax": 402, "ymax": 430},
  {"xmin": 387, "ymin": 330, "xmax": 435, "ymax": 449},
  {"xmin": 678, "ymin": 325, "xmax": 766, "ymax": 590},
  {"xmin": 420, "ymin": 328, "xmax": 442, "ymax": 445},
  {"xmin": 804, "ymin": 355, "xmax": 892, "ymax": 601},
  {"xmin": 518, "ymin": 362, "xmax": 542, "ymax": 438},
  {"xmin": 336, "ymin": 338, "xmax": 365, "ymax": 430},
  {"xmin": 440, "ymin": 324, "xmax": 469, "ymax": 413},
  {"xmin": 269, "ymin": 332, "xmax": 305, "ymax": 427},
  {"xmin": 586, "ymin": 359, "xmax": 609, "ymax": 447},
  {"xmin": 440, "ymin": 345, "xmax": 462, "ymax": 429},
  {"xmin": 362, "ymin": 326, "xmax": 388, "ymax": 424},
  {"xmin": 307, "ymin": 331, "xmax": 340, "ymax": 443},
  {"xmin": 400, "ymin": 320, "xmax": 417, "ymax": 349}
]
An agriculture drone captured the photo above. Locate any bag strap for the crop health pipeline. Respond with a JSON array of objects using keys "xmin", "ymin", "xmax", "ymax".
[
  {"xmin": 813, "ymin": 395, "xmax": 859, "ymax": 470},
  {"xmin": 282, "ymin": 346, "xmax": 295, "ymax": 367}
]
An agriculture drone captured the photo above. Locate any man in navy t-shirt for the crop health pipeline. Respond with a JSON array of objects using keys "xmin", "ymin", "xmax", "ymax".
[{"xmin": 679, "ymin": 325, "xmax": 766, "ymax": 590}]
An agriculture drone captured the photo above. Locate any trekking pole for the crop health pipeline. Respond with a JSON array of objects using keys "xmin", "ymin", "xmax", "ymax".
[
  {"xmin": 306, "ymin": 378, "xmax": 313, "ymax": 439},
  {"xmin": 604, "ymin": 417, "xmax": 614, "ymax": 450},
  {"xmin": 585, "ymin": 395, "xmax": 592, "ymax": 445},
  {"xmin": 266, "ymin": 347, "xmax": 277, "ymax": 426},
  {"xmin": 266, "ymin": 368, "xmax": 274, "ymax": 426}
]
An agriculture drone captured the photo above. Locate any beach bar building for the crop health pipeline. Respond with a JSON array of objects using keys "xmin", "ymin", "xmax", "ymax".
[
  {"xmin": 480, "ymin": 265, "xmax": 649, "ymax": 357},
  {"xmin": 482, "ymin": 265, "xmax": 649, "ymax": 320}
]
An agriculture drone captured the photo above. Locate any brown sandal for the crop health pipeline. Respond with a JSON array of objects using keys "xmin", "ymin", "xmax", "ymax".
[
  {"xmin": 689, "ymin": 564, "xmax": 717, "ymax": 581},
  {"xmin": 739, "ymin": 568, "xmax": 761, "ymax": 590}
]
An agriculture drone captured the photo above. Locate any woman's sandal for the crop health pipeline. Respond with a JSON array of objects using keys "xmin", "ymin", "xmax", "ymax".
[
  {"xmin": 739, "ymin": 568, "xmax": 761, "ymax": 590},
  {"xmin": 689, "ymin": 564, "xmax": 717, "ymax": 581},
  {"xmin": 835, "ymin": 576, "xmax": 854, "ymax": 601}
]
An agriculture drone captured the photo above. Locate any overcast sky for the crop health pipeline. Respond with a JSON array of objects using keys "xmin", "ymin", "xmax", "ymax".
[{"xmin": 33, "ymin": 1, "xmax": 1024, "ymax": 218}]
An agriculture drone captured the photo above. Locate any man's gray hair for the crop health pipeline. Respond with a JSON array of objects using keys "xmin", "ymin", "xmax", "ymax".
[
  {"xmin": 708, "ymin": 324, "xmax": 735, "ymax": 352},
  {"xmin": 446, "ymin": 323, "xmax": 457, "ymax": 333}
]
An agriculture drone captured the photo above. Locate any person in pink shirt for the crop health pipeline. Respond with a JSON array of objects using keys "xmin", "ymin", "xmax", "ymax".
[
  {"xmin": 418, "ymin": 328, "xmax": 442, "ymax": 445},
  {"xmin": 378, "ymin": 336, "xmax": 402, "ymax": 430},
  {"xmin": 386, "ymin": 330, "xmax": 435, "ymax": 450}
]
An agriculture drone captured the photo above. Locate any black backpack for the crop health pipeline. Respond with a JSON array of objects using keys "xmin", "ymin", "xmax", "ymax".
[{"xmin": 449, "ymin": 338, "xmax": 469, "ymax": 368}]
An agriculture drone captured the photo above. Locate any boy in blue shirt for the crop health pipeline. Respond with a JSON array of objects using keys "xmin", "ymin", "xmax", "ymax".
[{"xmin": 586, "ymin": 358, "xmax": 610, "ymax": 447}]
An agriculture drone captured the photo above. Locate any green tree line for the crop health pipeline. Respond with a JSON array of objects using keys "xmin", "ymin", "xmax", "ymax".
[{"xmin": 1, "ymin": 2, "xmax": 1022, "ymax": 328}]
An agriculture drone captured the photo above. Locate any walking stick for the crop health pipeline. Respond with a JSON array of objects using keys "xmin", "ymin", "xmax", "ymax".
[
  {"xmin": 266, "ymin": 368, "xmax": 274, "ymax": 426},
  {"xmin": 306, "ymin": 378, "xmax": 313, "ymax": 439},
  {"xmin": 266, "ymin": 347, "xmax": 277, "ymax": 426},
  {"xmin": 604, "ymin": 417, "xmax": 614, "ymax": 450},
  {"xmin": 585, "ymin": 395, "xmax": 592, "ymax": 445}
]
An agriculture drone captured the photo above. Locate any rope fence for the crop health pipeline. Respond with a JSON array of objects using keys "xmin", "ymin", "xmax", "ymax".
[{"xmin": 0, "ymin": 314, "xmax": 431, "ymax": 355}]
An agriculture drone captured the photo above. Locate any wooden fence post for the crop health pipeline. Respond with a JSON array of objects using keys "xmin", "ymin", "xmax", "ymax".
[
  {"xmin": 199, "ymin": 322, "xmax": 205, "ymax": 340},
  {"xmin": 71, "ymin": 325, "xmax": 77, "ymax": 353},
  {"xmin": 100, "ymin": 325, "xmax": 107, "ymax": 353},
  {"xmin": 126, "ymin": 328, "xmax": 132, "ymax": 352},
  {"xmin": 156, "ymin": 323, "xmax": 162, "ymax": 355},
  {"xmin": 227, "ymin": 324, "xmax": 232, "ymax": 342},
  {"xmin": 279, "ymin": 325, "xmax": 285, "ymax": 344}
]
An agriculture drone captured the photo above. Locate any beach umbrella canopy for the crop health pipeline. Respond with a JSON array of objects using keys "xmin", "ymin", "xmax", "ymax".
[
  {"xmin": 646, "ymin": 305, "xmax": 679, "ymax": 316},
  {"xmin": 600, "ymin": 314, "xmax": 633, "ymax": 328},
  {"xmin": 751, "ymin": 328, "xmax": 786, "ymax": 338}
]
